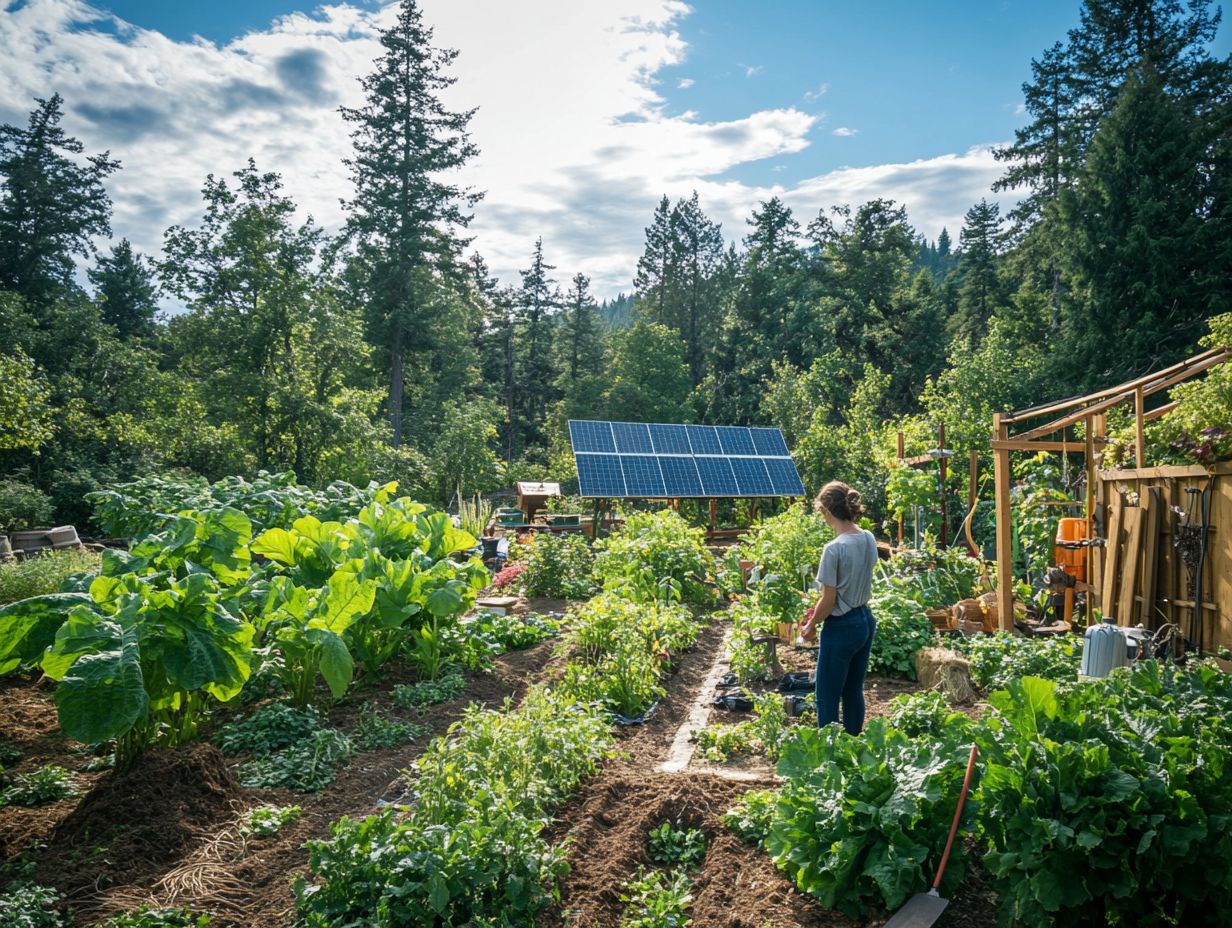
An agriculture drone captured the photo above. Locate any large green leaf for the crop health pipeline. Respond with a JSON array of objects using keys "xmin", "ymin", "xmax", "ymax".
[
  {"xmin": 311, "ymin": 629, "xmax": 354, "ymax": 698},
  {"xmin": 426, "ymin": 585, "xmax": 464, "ymax": 617},
  {"xmin": 252, "ymin": 526, "xmax": 298, "ymax": 566},
  {"xmin": 53, "ymin": 624, "xmax": 147, "ymax": 745},
  {"xmin": 41, "ymin": 606, "xmax": 128, "ymax": 679},
  {"xmin": 313, "ymin": 572, "xmax": 376, "ymax": 635},
  {"xmin": 0, "ymin": 593, "xmax": 94, "ymax": 674}
]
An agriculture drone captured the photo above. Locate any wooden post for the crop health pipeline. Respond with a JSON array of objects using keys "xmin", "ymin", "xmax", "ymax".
[
  {"xmin": 939, "ymin": 423, "xmax": 949, "ymax": 547},
  {"xmin": 966, "ymin": 449, "xmax": 980, "ymax": 555},
  {"xmin": 993, "ymin": 413, "xmax": 1014, "ymax": 631},
  {"xmin": 897, "ymin": 431, "xmax": 905, "ymax": 546},
  {"xmin": 1134, "ymin": 387, "xmax": 1146, "ymax": 469}
]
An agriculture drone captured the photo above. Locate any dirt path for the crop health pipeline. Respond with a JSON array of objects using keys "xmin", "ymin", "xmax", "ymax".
[{"xmin": 540, "ymin": 617, "xmax": 998, "ymax": 928}]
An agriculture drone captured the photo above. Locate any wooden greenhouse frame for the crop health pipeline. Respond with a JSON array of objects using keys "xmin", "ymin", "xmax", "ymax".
[{"xmin": 991, "ymin": 345, "xmax": 1232, "ymax": 644}]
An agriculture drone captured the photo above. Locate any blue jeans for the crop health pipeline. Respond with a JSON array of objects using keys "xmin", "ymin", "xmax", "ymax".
[{"xmin": 814, "ymin": 605, "xmax": 876, "ymax": 735}]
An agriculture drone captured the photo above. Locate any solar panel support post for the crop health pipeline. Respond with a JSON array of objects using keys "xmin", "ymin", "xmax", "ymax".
[
  {"xmin": 939, "ymin": 423, "xmax": 948, "ymax": 548},
  {"xmin": 896, "ymin": 431, "xmax": 905, "ymax": 546}
]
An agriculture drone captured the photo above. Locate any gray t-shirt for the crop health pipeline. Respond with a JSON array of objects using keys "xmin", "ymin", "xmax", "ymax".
[{"xmin": 815, "ymin": 530, "xmax": 877, "ymax": 616}]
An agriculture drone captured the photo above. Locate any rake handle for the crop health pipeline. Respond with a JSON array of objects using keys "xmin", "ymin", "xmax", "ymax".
[{"xmin": 933, "ymin": 743, "xmax": 979, "ymax": 892}]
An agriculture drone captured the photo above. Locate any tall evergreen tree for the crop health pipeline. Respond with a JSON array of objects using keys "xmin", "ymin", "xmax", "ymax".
[
  {"xmin": 1058, "ymin": 62, "xmax": 1217, "ymax": 387},
  {"xmin": 89, "ymin": 239, "xmax": 159, "ymax": 340},
  {"xmin": 555, "ymin": 273, "xmax": 608, "ymax": 422},
  {"xmin": 338, "ymin": 0, "xmax": 480, "ymax": 447},
  {"xmin": 670, "ymin": 192, "xmax": 725, "ymax": 386},
  {"xmin": 634, "ymin": 195, "xmax": 675, "ymax": 326},
  {"xmin": 0, "ymin": 95, "xmax": 119, "ymax": 305},
  {"xmin": 512, "ymin": 238, "xmax": 559, "ymax": 454},
  {"xmin": 951, "ymin": 200, "xmax": 1005, "ymax": 340}
]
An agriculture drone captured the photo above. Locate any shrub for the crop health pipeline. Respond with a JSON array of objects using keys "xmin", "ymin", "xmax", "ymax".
[
  {"xmin": 519, "ymin": 533, "xmax": 596, "ymax": 599},
  {"xmin": 0, "ymin": 479, "xmax": 54, "ymax": 534},
  {"xmin": 736, "ymin": 503, "xmax": 833, "ymax": 592},
  {"xmin": 0, "ymin": 549, "xmax": 99, "ymax": 606},
  {"xmin": 593, "ymin": 510, "xmax": 714, "ymax": 605}
]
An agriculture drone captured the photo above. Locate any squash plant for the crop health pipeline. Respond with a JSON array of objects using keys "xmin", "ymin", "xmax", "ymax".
[{"xmin": 40, "ymin": 572, "xmax": 255, "ymax": 770}]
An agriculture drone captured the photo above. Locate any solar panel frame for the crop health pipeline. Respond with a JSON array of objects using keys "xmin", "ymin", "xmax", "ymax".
[
  {"xmin": 575, "ymin": 453, "xmax": 626, "ymax": 497},
  {"xmin": 568, "ymin": 419, "xmax": 804, "ymax": 499}
]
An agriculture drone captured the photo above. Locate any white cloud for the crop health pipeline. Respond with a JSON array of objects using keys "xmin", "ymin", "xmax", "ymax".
[
  {"xmin": 832, "ymin": 126, "xmax": 858, "ymax": 137},
  {"xmin": 0, "ymin": 0, "xmax": 1012, "ymax": 299},
  {"xmin": 677, "ymin": 77, "xmax": 694, "ymax": 88},
  {"xmin": 804, "ymin": 82, "xmax": 828, "ymax": 102}
]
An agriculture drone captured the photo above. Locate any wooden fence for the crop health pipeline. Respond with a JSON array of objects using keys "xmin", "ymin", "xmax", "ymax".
[{"xmin": 1092, "ymin": 463, "xmax": 1230, "ymax": 651}]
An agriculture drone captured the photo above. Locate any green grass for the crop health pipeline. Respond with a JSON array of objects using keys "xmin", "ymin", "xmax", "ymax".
[{"xmin": 0, "ymin": 549, "xmax": 100, "ymax": 605}]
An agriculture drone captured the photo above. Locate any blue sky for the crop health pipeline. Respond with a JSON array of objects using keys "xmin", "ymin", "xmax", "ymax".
[{"xmin": 2, "ymin": 0, "xmax": 1228, "ymax": 297}]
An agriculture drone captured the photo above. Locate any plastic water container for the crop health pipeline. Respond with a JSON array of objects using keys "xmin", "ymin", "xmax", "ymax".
[{"xmin": 1081, "ymin": 618, "xmax": 1128, "ymax": 678}]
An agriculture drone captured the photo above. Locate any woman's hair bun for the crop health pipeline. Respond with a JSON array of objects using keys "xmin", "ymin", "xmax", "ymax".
[{"xmin": 816, "ymin": 480, "xmax": 863, "ymax": 521}]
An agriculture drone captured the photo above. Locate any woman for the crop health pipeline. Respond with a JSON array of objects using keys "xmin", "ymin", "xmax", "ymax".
[{"xmin": 799, "ymin": 481, "xmax": 878, "ymax": 735}]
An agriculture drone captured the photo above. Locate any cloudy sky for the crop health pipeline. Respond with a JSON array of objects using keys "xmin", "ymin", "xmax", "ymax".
[{"xmin": 2, "ymin": 0, "xmax": 1227, "ymax": 299}]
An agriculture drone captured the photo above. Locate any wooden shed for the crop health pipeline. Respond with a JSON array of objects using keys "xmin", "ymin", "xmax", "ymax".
[{"xmin": 990, "ymin": 345, "xmax": 1231, "ymax": 650}]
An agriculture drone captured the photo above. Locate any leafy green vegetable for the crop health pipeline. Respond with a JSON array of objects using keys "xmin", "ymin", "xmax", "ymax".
[
  {"xmin": 975, "ymin": 665, "xmax": 1232, "ymax": 927},
  {"xmin": 241, "ymin": 804, "xmax": 301, "ymax": 837},
  {"xmin": 214, "ymin": 703, "xmax": 321, "ymax": 756},
  {"xmin": 619, "ymin": 867, "xmax": 694, "ymax": 928},
  {"xmin": 648, "ymin": 822, "xmax": 708, "ymax": 870},
  {"xmin": 351, "ymin": 704, "xmax": 428, "ymax": 750},
  {"xmin": 236, "ymin": 729, "xmax": 353, "ymax": 792},
  {"xmin": 0, "ymin": 764, "xmax": 79, "ymax": 807},
  {"xmin": 296, "ymin": 688, "xmax": 611, "ymax": 927},
  {"xmin": 391, "ymin": 672, "xmax": 465, "ymax": 709},
  {"xmin": 754, "ymin": 719, "xmax": 977, "ymax": 918}
]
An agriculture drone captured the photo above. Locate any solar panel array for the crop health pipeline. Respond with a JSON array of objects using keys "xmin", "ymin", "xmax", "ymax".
[{"xmin": 568, "ymin": 420, "xmax": 805, "ymax": 499}]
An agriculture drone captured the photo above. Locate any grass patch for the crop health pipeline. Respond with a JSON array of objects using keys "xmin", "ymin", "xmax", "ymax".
[{"xmin": 0, "ymin": 549, "xmax": 100, "ymax": 606}]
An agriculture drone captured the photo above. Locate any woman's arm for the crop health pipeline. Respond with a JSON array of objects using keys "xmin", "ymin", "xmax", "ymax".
[{"xmin": 800, "ymin": 584, "xmax": 838, "ymax": 639}]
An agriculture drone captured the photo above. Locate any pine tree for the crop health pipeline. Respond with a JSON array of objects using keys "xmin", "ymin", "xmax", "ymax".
[
  {"xmin": 555, "ymin": 273, "xmax": 608, "ymax": 422},
  {"xmin": 338, "ymin": 0, "xmax": 480, "ymax": 447},
  {"xmin": 513, "ymin": 238, "xmax": 559, "ymax": 453},
  {"xmin": 634, "ymin": 195, "xmax": 675, "ymax": 326},
  {"xmin": 1058, "ymin": 62, "xmax": 1216, "ymax": 387},
  {"xmin": 951, "ymin": 200, "xmax": 1004, "ymax": 340},
  {"xmin": 89, "ymin": 239, "xmax": 159, "ymax": 339},
  {"xmin": 0, "ymin": 95, "xmax": 119, "ymax": 305},
  {"xmin": 670, "ymin": 192, "xmax": 725, "ymax": 386}
]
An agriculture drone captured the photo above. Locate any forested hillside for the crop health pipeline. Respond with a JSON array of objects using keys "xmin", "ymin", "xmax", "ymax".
[{"xmin": 1, "ymin": 0, "xmax": 1229, "ymax": 531}]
